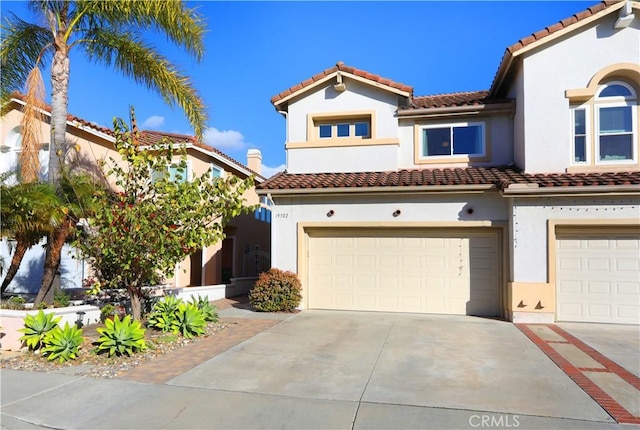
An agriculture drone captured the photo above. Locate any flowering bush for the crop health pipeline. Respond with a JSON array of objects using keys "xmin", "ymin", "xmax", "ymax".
[{"xmin": 249, "ymin": 269, "xmax": 302, "ymax": 312}]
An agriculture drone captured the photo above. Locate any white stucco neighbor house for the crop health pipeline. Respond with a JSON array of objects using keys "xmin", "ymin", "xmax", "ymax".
[{"xmin": 257, "ymin": 0, "xmax": 640, "ymax": 324}]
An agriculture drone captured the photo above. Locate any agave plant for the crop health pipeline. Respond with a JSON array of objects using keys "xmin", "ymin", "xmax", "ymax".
[
  {"xmin": 41, "ymin": 323, "xmax": 83, "ymax": 363},
  {"xmin": 19, "ymin": 310, "xmax": 61, "ymax": 350},
  {"xmin": 189, "ymin": 295, "xmax": 218, "ymax": 323},
  {"xmin": 96, "ymin": 315, "xmax": 147, "ymax": 357},
  {"xmin": 171, "ymin": 303, "xmax": 206, "ymax": 339},
  {"xmin": 146, "ymin": 295, "xmax": 183, "ymax": 332}
]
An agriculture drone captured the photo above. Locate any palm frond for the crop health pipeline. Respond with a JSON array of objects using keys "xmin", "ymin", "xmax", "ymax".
[
  {"xmin": 0, "ymin": 13, "xmax": 52, "ymax": 103},
  {"xmin": 19, "ymin": 67, "xmax": 47, "ymax": 183},
  {"xmin": 78, "ymin": 29, "xmax": 207, "ymax": 137},
  {"xmin": 76, "ymin": 0, "xmax": 205, "ymax": 60}
]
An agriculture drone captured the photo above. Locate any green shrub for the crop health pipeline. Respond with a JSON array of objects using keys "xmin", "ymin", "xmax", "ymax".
[
  {"xmin": 100, "ymin": 304, "xmax": 115, "ymax": 323},
  {"xmin": 249, "ymin": 268, "xmax": 302, "ymax": 312},
  {"xmin": 53, "ymin": 291, "xmax": 71, "ymax": 308},
  {"xmin": 19, "ymin": 310, "xmax": 61, "ymax": 350},
  {"xmin": 96, "ymin": 315, "xmax": 147, "ymax": 357},
  {"xmin": 41, "ymin": 323, "xmax": 83, "ymax": 363},
  {"xmin": 146, "ymin": 295, "xmax": 183, "ymax": 332},
  {"xmin": 3, "ymin": 296, "xmax": 26, "ymax": 310},
  {"xmin": 189, "ymin": 295, "xmax": 218, "ymax": 323},
  {"xmin": 172, "ymin": 303, "xmax": 206, "ymax": 339}
]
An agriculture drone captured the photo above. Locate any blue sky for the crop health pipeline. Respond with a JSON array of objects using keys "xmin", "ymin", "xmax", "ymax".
[{"xmin": 1, "ymin": 1, "xmax": 595, "ymax": 177}]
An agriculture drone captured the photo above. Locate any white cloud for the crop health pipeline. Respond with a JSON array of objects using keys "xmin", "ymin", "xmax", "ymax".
[
  {"xmin": 261, "ymin": 163, "xmax": 285, "ymax": 178},
  {"xmin": 203, "ymin": 127, "xmax": 247, "ymax": 150},
  {"xmin": 141, "ymin": 115, "xmax": 165, "ymax": 129}
]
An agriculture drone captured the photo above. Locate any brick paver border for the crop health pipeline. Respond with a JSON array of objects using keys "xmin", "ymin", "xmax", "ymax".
[{"xmin": 517, "ymin": 324, "xmax": 640, "ymax": 425}]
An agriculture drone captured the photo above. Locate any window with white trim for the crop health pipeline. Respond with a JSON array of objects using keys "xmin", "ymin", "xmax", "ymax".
[
  {"xmin": 210, "ymin": 164, "xmax": 223, "ymax": 179},
  {"xmin": 571, "ymin": 106, "xmax": 588, "ymax": 164},
  {"xmin": 153, "ymin": 161, "xmax": 191, "ymax": 183},
  {"xmin": 420, "ymin": 122, "xmax": 485, "ymax": 158},
  {"xmin": 595, "ymin": 81, "xmax": 636, "ymax": 163}
]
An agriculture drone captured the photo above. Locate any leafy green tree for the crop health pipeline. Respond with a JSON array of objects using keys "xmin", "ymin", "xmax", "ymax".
[
  {"xmin": 1, "ymin": 0, "xmax": 208, "ymax": 301},
  {"xmin": 76, "ymin": 111, "xmax": 255, "ymax": 320},
  {"xmin": 0, "ymin": 179, "xmax": 61, "ymax": 295}
]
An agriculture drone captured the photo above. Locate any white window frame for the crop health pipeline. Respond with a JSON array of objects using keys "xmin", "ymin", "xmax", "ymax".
[
  {"xmin": 419, "ymin": 121, "xmax": 486, "ymax": 159},
  {"xmin": 210, "ymin": 164, "xmax": 224, "ymax": 180},
  {"xmin": 570, "ymin": 105, "xmax": 590, "ymax": 165},
  {"xmin": 167, "ymin": 161, "xmax": 192, "ymax": 183},
  {"xmin": 594, "ymin": 81, "xmax": 637, "ymax": 165},
  {"xmin": 317, "ymin": 120, "xmax": 371, "ymax": 139}
]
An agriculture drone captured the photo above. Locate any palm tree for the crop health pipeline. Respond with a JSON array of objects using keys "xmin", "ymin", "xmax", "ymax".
[
  {"xmin": 34, "ymin": 170, "xmax": 102, "ymax": 305},
  {"xmin": 0, "ymin": 179, "xmax": 61, "ymax": 295},
  {"xmin": 1, "ymin": 0, "xmax": 207, "ymax": 302}
]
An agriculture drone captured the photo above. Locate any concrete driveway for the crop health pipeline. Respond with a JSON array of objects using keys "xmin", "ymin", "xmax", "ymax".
[{"xmin": 169, "ymin": 310, "xmax": 618, "ymax": 426}]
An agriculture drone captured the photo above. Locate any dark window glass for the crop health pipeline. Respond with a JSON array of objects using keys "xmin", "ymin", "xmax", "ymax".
[
  {"xmin": 319, "ymin": 124, "xmax": 332, "ymax": 138},
  {"xmin": 600, "ymin": 84, "xmax": 633, "ymax": 98},
  {"xmin": 453, "ymin": 125, "xmax": 482, "ymax": 155},
  {"xmin": 423, "ymin": 128, "xmax": 450, "ymax": 156},
  {"xmin": 355, "ymin": 122, "xmax": 369, "ymax": 137},
  {"xmin": 337, "ymin": 123, "xmax": 350, "ymax": 137}
]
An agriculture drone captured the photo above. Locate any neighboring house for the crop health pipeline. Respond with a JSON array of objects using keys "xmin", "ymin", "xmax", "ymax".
[
  {"xmin": 0, "ymin": 95, "xmax": 270, "ymax": 295},
  {"xmin": 257, "ymin": 1, "xmax": 640, "ymax": 324}
]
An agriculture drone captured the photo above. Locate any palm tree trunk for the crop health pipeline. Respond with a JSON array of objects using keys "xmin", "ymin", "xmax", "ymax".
[
  {"xmin": 0, "ymin": 238, "xmax": 29, "ymax": 295},
  {"xmin": 48, "ymin": 45, "xmax": 70, "ymax": 184},
  {"xmin": 34, "ymin": 221, "xmax": 71, "ymax": 305}
]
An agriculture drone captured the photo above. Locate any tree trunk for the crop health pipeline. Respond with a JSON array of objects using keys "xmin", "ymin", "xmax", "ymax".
[
  {"xmin": 48, "ymin": 43, "xmax": 70, "ymax": 184},
  {"xmin": 34, "ymin": 221, "xmax": 71, "ymax": 305},
  {"xmin": 0, "ymin": 238, "xmax": 29, "ymax": 295},
  {"xmin": 129, "ymin": 286, "xmax": 142, "ymax": 321}
]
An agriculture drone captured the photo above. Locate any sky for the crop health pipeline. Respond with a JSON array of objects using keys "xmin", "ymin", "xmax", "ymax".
[{"xmin": 0, "ymin": 1, "xmax": 596, "ymax": 177}]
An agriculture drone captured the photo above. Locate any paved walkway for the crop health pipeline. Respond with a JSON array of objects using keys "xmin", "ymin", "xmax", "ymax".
[
  {"xmin": 518, "ymin": 323, "xmax": 640, "ymax": 425},
  {"xmin": 118, "ymin": 296, "xmax": 285, "ymax": 384}
]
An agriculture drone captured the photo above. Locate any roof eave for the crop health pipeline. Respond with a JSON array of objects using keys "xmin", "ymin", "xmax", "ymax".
[
  {"xmin": 502, "ymin": 183, "xmax": 640, "ymax": 196},
  {"xmin": 257, "ymin": 184, "xmax": 496, "ymax": 196},
  {"xmin": 397, "ymin": 101, "xmax": 514, "ymax": 118}
]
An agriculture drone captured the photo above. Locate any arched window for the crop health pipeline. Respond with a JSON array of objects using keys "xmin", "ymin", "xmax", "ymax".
[
  {"xmin": 595, "ymin": 81, "xmax": 636, "ymax": 163},
  {"xmin": 3, "ymin": 126, "xmax": 23, "ymax": 181}
]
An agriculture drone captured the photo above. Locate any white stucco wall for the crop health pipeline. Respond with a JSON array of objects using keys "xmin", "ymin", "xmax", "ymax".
[
  {"xmin": 270, "ymin": 192, "xmax": 509, "ymax": 273},
  {"xmin": 508, "ymin": 67, "xmax": 526, "ymax": 170},
  {"xmin": 287, "ymin": 145, "xmax": 398, "ymax": 174},
  {"xmin": 510, "ymin": 196, "xmax": 640, "ymax": 283},
  {"xmin": 521, "ymin": 14, "xmax": 640, "ymax": 173}
]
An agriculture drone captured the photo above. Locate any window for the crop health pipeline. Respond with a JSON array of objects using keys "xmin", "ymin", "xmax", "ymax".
[
  {"xmin": 210, "ymin": 164, "xmax": 223, "ymax": 179},
  {"xmin": 595, "ymin": 81, "xmax": 637, "ymax": 164},
  {"xmin": 420, "ymin": 123, "xmax": 485, "ymax": 157},
  {"xmin": 317, "ymin": 119, "xmax": 370, "ymax": 139},
  {"xmin": 153, "ymin": 162, "xmax": 191, "ymax": 183},
  {"xmin": 571, "ymin": 107, "xmax": 588, "ymax": 163}
]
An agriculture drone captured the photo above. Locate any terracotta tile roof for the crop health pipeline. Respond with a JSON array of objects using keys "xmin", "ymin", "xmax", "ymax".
[
  {"xmin": 8, "ymin": 93, "xmax": 263, "ymax": 180},
  {"xmin": 410, "ymin": 90, "xmax": 512, "ymax": 109},
  {"xmin": 139, "ymin": 130, "xmax": 265, "ymax": 180},
  {"xmin": 10, "ymin": 92, "xmax": 114, "ymax": 137},
  {"xmin": 490, "ymin": 1, "xmax": 621, "ymax": 94},
  {"xmin": 258, "ymin": 167, "xmax": 640, "ymax": 192},
  {"xmin": 271, "ymin": 62, "xmax": 413, "ymax": 105}
]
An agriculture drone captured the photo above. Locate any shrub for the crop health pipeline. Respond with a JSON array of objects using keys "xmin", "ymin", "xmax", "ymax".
[
  {"xmin": 3, "ymin": 296, "xmax": 26, "ymax": 310},
  {"xmin": 41, "ymin": 323, "xmax": 83, "ymax": 363},
  {"xmin": 147, "ymin": 295, "xmax": 183, "ymax": 332},
  {"xmin": 19, "ymin": 310, "xmax": 61, "ymax": 350},
  {"xmin": 172, "ymin": 303, "xmax": 206, "ymax": 339},
  {"xmin": 96, "ymin": 315, "xmax": 147, "ymax": 357},
  {"xmin": 189, "ymin": 295, "xmax": 218, "ymax": 323},
  {"xmin": 249, "ymin": 268, "xmax": 302, "ymax": 312},
  {"xmin": 100, "ymin": 304, "xmax": 115, "ymax": 323},
  {"xmin": 53, "ymin": 291, "xmax": 71, "ymax": 308}
]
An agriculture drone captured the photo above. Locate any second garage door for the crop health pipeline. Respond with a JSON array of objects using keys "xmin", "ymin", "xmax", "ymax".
[{"xmin": 307, "ymin": 228, "xmax": 501, "ymax": 316}]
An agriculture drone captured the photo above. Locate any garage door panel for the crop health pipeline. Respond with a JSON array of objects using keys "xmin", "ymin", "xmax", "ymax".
[
  {"xmin": 308, "ymin": 229, "xmax": 500, "ymax": 316},
  {"xmin": 557, "ymin": 233, "xmax": 640, "ymax": 324}
]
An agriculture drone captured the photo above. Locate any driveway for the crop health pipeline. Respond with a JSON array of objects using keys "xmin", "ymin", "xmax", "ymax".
[{"xmin": 169, "ymin": 311, "xmax": 617, "ymax": 425}]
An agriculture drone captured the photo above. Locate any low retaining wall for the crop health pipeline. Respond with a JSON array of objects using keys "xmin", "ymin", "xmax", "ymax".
[
  {"xmin": 0, "ymin": 305, "xmax": 100, "ymax": 351},
  {"xmin": 173, "ymin": 284, "xmax": 227, "ymax": 302},
  {"xmin": 226, "ymin": 277, "xmax": 258, "ymax": 298}
]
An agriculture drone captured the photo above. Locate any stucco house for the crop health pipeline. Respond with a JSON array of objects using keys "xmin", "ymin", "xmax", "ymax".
[
  {"xmin": 257, "ymin": 1, "xmax": 640, "ymax": 324},
  {"xmin": 1, "ymin": 95, "xmax": 270, "ymax": 296}
]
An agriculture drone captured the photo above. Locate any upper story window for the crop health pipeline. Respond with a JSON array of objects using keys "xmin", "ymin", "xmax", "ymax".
[
  {"xmin": 419, "ymin": 122, "xmax": 485, "ymax": 158},
  {"xmin": 318, "ymin": 119, "xmax": 370, "ymax": 139},
  {"xmin": 153, "ymin": 162, "xmax": 191, "ymax": 184},
  {"xmin": 210, "ymin": 164, "xmax": 224, "ymax": 179},
  {"xmin": 571, "ymin": 81, "xmax": 638, "ymax": 166},
  {"xmin": 595, "ymin": 81, "xmax": 636, "ymax": 163}
]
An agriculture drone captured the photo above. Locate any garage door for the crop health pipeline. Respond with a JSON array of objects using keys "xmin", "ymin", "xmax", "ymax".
[
  {"xmin": 556, "ymin": 230, "xmax": 640, "ymax": 324},
  {"xmin": 307, "ymin": 229, "xmax": 501, "ymax": 316}
]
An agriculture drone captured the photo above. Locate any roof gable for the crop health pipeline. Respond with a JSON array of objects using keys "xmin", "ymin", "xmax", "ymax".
[
  {"xmin": 490, "ymin": 1, "xmax": 634, "ymax": 96},
  {"xmin": 271, "ymin": 62, "xmax": 413, "ymax": 110}
]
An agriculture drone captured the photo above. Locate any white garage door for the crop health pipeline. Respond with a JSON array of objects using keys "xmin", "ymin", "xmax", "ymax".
[
  {"xmin": 557, "ymin": 231, "xmax": 640, "ymax": 324},
  {"xmin": 307, "ymin": 229, "xmax": 501, "ymax": 316}
]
